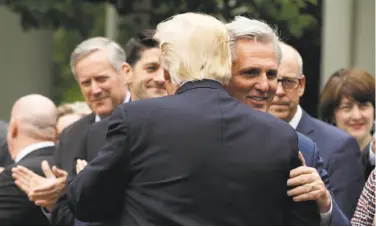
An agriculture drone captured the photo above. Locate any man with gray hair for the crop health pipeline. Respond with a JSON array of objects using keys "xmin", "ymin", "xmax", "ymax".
[
  {"xmin": 8, "ymin": 37, "xmax": 130, "ymax": 225},
  {"xmin": 68, "ymin": 12, "xmax": 319, "ymax": 225},
  {"xmin": 0, "ymin": 94, "xmax": 59, "ymax": 225},
  {"xmin": 11, "ymin": 31, "xmax": 168, "ymax": 225},
  {"xmin": 269, "ymin": 41, "xmax": 364, "ymax": 220},
  {"xmin": 225, "ymin": 16, "xmax": 350, "ymax": 225},
  {"xmin": 56, "ymin": 37, "xmax": 130, "ymax": 172}
]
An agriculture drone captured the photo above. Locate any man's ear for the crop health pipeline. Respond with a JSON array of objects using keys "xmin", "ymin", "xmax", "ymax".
[
  {"xmin": 163, "ymin": 68, "xmax": 170, "ymax": 81},
  {"xmin": 163, "ymin": 69, "xmax": 176, "ymax": 95},
  {"xmin": 121, "ymin": 62, "xmax": 132, "ymax": 85},
  {"xmin": 8, "ymin": 119, "xmax": 18, "ymax": 140},
  {"xmin": 298, "ymin": 74, "xmax": 306, "ymax": 97}
]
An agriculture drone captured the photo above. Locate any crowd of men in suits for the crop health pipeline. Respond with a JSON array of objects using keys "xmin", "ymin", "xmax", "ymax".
[{"xmin": 0, "ymin": 13, "xmax": 373, "ymax": 225}]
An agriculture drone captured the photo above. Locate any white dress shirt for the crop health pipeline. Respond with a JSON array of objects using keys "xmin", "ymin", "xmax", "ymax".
[
  {"xmin": 15, "ymin": 142, "xmax": 55, "ymax": 163},
  {"xmin": 288, "ymin": 105, "xmax": 303, "ymax": 130},
  {"xmin": 288, "ymin": 105, "xmax": 333, "ymax": 225},
  {"xmin": 368, "ymin": 141, "xmax": 375, "ymax": 165},
  {"xmin": 95, "ymin": 90, "xmax": 131, "ymax": 123}
]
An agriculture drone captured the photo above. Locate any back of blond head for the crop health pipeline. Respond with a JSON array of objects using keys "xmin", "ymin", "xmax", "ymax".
[
  {"xmin": 154, "ymin": 13, "xmax": 232, "ymax": 85},
  {"xmin": 11, "ymin": 94, "xmax": 57, "ymax": 141},
  {"xmin": 226, "ymin": 16, "xmax": 282, "ymax": 64}
]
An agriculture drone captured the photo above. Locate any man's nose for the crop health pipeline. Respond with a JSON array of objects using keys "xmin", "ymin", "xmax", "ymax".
[
  {"xmin": 91, "ymin": 82, "xmax": 102, "ymax": 94},
  {"xmin": 154, "ymin": 69, "xmax": 165, "ymax": 84},
  {"xmin": 255, "ymin": 75, "xmax": 269, "ymax": 92},
  {"xmin": 275, "ymin": 81, "xmax": 286, "ymax": 97}
]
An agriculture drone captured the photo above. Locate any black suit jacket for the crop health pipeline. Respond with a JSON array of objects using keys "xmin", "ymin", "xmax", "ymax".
[
  {"xmin": 68, "ymin": 80, "xmax": 320, "ymax": 225},
  {"xmin": 55, "ymin": 113, "xmax": 95, "ymax": 172},
  {"xmin": 52, "ymin": 119, "xmax": 117, "ymax": 226},
  {"xmin": 361, "ymin": 142, "xmax": 375, "ymax": 180},
  {"xmin": 297, "ymin": 110, "xmax": 365, "ymax": 219},
  {"xmin": 51, "ymin": 113, "xmax": 95, "ymax": 225},
  {"xmin": 0, "ymin": 146, "xmax": 54, "ymax": 225},
  {"xmin": 0, "ymin": 139, "xmax": 12, "ymax": 167},
  {"xmin": 80, "ymin": 119, "xmax": 109, "ymax": 163}
]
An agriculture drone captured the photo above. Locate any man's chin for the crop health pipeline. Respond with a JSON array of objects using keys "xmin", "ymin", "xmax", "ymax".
[
  {"xmin": 147, "ymin": 90, "xmax": 167, "ymax": 99},
  {"xmin": 268, "ymin": 108, "xmax": 290, "ymax": 122},
  {"xmin": 92, "ymin": 105, "xmax": 112, "ymax": 117}
]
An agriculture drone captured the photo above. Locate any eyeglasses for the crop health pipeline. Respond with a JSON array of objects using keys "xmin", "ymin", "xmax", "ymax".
[{"xmin": 277, "ymin": 77, "xmax": 303, "ymax": 89}]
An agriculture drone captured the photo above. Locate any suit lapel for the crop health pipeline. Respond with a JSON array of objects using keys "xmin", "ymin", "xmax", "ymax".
[{"xmin": 296, "ymin": 111, "xmax": 314, "ymax": 136}]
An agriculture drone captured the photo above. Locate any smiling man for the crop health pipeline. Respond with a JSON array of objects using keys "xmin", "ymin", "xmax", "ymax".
[
  {"xmin": 226, "ymin": 38, "xmax": 278, "ymax": 111},
  {"xmin": 53, "ymin": 37, "xmax": 130, "ymax": 173},
  {"xmin": 124, "ymin": 29, "xmax": 166, "ymax": 101},
  {"xmin": 268, "ymin": 42, "xmax": 365, "ymax": 219},
  {"xmin": 225, "ymin": 17, "xmax": 352, "ymax": 225},
  {"xmin": 11, "ymin": 30, "xmax": 168, "ymax": 226}
]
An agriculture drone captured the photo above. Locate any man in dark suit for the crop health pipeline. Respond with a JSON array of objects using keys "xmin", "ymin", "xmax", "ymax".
[
  {"xmin": 225, "ymin": 18, "xmax": 350, "ymax": 226},
  {"xmin": 10, "ymin": 37, "xmax": 129, "ymax": 225},
  {"xmin": 268, "ymin": 41, "xmax": 365, "ymax": 219},
  {"xmin": 296, "ymin": 134, "xmax": 351, "ymax": 225},
  {"xmin": 54, "ymin": 29, "xmax": 166, "ymax": 226},
  {"xmin": 11, "ymin": 30, "xmax": 167, "ymax": 226},
  {"xmin": 0, "ymin": 94, "xmax": 58, "ymax": 225},
  {"xmin": 55, "ymin": 37, "xmax": 130, "ymax": 173},
  {"xmin": 68, "ymin": 13, "xmax": 319, "ymax": 225}
]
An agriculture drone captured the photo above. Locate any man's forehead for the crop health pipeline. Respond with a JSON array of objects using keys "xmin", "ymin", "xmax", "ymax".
[
  {"xmin": 278, "ymin": 57, "xmax": 300, "ymax": 77},
  {"xmin": 139, "ymin": 48, "xmax": 161, "ymax": 63},
  {"xmin": 235, "ymin": 40, "xmax": 277, "ymax": 61},
  {"xmin": 233, "ymin": 44, "xmax": 278, "ymax": 70}
]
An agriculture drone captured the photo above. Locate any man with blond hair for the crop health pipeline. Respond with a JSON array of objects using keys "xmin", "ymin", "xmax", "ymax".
[{"xmin": 68, "ymin": 13, "xmax": 319, "ymax": 225}]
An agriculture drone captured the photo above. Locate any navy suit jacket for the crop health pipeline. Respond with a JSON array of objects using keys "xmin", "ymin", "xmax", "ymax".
[
  {"xmin": 296, "ymin": 111, "xmax": 365, "ymax": 219},
  {"xmin": 297, "ymin": 132, "xmax": 350, "ymax": 225},
  {"xmin": 68, "ymin": 80, "xmax": 320, "ymax": 225}
]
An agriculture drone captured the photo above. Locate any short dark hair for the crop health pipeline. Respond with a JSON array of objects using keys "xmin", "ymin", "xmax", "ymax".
[
  {"xmin": 125, "ymin": 29, "xmax": 159, "ymax": 66},
  {"xmin": 320, "ymin": 68, "xmax": 375, "ymax": 125}
]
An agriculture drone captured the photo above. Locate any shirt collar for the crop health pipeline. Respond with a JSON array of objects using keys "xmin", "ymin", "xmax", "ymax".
[
  {"xmin": 95, "ymin": 90, "xmax": 131, "ymax": 122},
  {"xmin": 289, "ymin": 105, "xmax": 303, "ymax": 130},
  {"xmin": 15, "ymin": 141, "xmax": 55, "ymax": 163}
]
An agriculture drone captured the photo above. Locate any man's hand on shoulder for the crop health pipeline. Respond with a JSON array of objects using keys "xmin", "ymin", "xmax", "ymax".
[{"xmin": 287, "ymin": 152, "xmax": 331, "ymax": 213}]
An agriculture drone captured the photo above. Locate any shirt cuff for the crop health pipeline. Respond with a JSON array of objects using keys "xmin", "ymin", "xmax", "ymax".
[
  {"xmin": 369, "ymin": 144, "xmax": 375, "ymax": 165},
  {"xmin": 320, "ymin": 194, "xmax": 333, "ymax": 226}
]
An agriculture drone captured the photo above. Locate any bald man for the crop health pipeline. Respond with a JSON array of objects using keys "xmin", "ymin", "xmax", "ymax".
[{"xmin": 0, "ymin": 94, "xmax": 60, "ymax": 225}]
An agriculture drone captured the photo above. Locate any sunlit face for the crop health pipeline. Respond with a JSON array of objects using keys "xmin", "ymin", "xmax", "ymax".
[
  {"xmin": 74, "ymin": 49, "xmax": 127, "ymax": 117},
  {"xmin": 334, "ymin": 97, "xmax": 374, "ymax": 142},
  {"xmin": 268, "ymin": 50, "xmax": 305, "ymax": 122},
  {"xmin": 227, "ymin": 39, "xmax": 278, "ymax": 112},
  {"xmin": 128, "ymin": 48, "xmax": 167, "ymax": 101}
]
